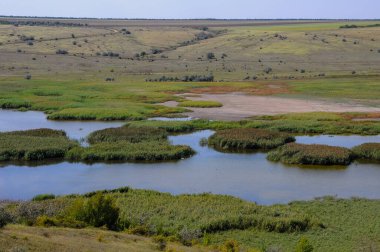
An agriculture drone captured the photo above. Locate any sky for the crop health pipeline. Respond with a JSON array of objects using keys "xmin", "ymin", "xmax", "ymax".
[{"xmin": 0, "ymin": 0, "xmax": 379, "ymax": 19}]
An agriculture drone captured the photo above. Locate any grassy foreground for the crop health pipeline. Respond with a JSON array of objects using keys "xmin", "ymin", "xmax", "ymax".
[{"xmin": 1, "ymin": 188, "xmax": 380, "ymax": 251}]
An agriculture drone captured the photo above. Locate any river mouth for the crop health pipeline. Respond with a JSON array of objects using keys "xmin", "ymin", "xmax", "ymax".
[{"xmin": 1, "ymin": 110, "xmax": 380, "ymax": 204}]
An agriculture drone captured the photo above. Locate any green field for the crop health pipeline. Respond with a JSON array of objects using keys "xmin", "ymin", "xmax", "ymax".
[{"xmin": 1, "ymin": 18, "xmax": 380, "ymax": 251}]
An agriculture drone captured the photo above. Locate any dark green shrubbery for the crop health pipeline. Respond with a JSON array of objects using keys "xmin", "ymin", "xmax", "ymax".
[
  {"xmin": 0, "ymin": 207, "xmax": 11, "ymax": 228},
  {"xmin": 87, "ymin": 126, "xmax": 167, "ymax": 144},
  {"xmin": 268, "ymin": 143, "xmax": 354, "ymax": 165},
  {"xmin": 208, "ymin": 128, "xmax": 295, "ymax": 151},
  {"xmin": 68, "ymin": 192, "xmax": 120, "ymax": 230},
  {"xmin": 352, "ymin": 143, "xmax": 380, "ymax": 161}
]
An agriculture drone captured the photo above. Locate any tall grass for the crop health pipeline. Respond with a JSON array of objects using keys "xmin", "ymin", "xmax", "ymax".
[
  {"xmin": 208, "ymin": 128, "xmax": 295, "ymax": 150},
  {"xmin": 267, "ymin": 143, "xmax": 354, "ymax": 165},
  {"xmin": 87, "ymin": 126, "xmax": 167, "ymax": 144},
  {"xmin": 0, "ymin": 129, "xmax": 77, "ymax": 161},
  {"xmin": 352, "ymin": 143, "xmax": 380, "ymax": 161},
  {"xmin": 66, "ymin": 141, "xmax": 194, "ymax": 162}
]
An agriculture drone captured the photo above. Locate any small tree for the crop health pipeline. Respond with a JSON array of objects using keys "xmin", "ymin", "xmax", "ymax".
[{"xmin": 70, "ymin": 192, "xmax": 120, "ymax": 230}]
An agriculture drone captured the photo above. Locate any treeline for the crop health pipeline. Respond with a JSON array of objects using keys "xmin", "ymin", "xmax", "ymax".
[
  {"xmin": 0, "ymin": 20, "xmax": 87, "ymax": 27},
  {"xmin": 340, "ymin": 24, "xmax": 380, "ymax": 29},
  {"xmin": 146, "ymin": 74, "xmax": 214, "ymax": 82}
]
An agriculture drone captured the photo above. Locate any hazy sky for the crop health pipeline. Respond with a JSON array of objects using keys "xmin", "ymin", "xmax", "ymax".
[{"xmin": 0, "ymin": 0, "xmax": 379, "ymax": 19}]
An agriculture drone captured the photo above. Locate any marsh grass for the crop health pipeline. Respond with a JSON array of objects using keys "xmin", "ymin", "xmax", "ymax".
[
  {"xmin": 66, "ymin": 141, "xmax": 194, "ymax": 162},
  {"xmin": 208, "ymin": 128, "xmax": 295, "ymax": 151},
  {"xmin": 178, "ymin": 100, "xmax": 223, "ymax": 108},
  {"xmin": 352, "ymin": 143, "xmax": 380, "ymax": 161},
  {"xmin": 267, "ymin": 143, "xmax": 354, "ymax": 165},
  {"xmin": 0, "ymin": 129, "xmax": 77, "ymax": 161},
  {"xmin": 87, "ymin": 126, "xmax": 167, "ymax": 144}
]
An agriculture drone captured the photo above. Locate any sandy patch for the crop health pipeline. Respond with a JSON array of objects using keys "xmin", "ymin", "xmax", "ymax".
[{"xmin": 164, "ymin": 93, "xmax": 380, "ymax": 121}]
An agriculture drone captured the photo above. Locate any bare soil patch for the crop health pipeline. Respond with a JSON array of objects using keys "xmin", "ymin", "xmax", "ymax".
[{"xmin": 168, "ymin": 93, "xmax": 380, "ymax": 121}]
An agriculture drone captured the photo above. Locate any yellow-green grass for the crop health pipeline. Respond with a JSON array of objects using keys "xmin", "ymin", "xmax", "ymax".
[
  {"xmin": 2, "ymin": 188, "xmax": 380, "ymax": 251},
  {"xmin": 129, "ymin": 112, "xmax": 380, "ymax": 135},
  {"xmin": 0, "ymin": 224, "xmax": 204, "ymax": 252},
  {"xmin": 178, "ymin": 100, "xmax": 223, "ymax": 108}
]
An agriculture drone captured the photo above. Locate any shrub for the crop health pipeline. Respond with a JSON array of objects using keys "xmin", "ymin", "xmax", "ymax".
[
  {"xmin": 264, "ymin": 67, "xmax": 273, "ymax": 74},
  {"xmin": 0, "ymin": 207, "xmax": 12, "ymax": 228},
  {"xmin": 69, "ymin": 192, "xmax": 119, "ymax": 230},
  {"xmin": 352, "ymin": 143, "xmax": 380, "ymax": 161},
  {"xmin": 25, "ymin": 74, "xmax": 32, "ymax": 80},
  {"xmin": 87, "ymin": 126, "xmax": 167, "ymax": 144},
  {"xmin": 32, "ymin": 194, "xmax": 56, "ymax": 201},
  {"xmin": 207, "ymin": 52, "xmax": 215, "ymax": 60},
  {"xmin": 295, "ymin": 237, "xmax": 314, "ymax": 252},
  {"xmin": 220, "ymin": 240, "xmax": 240, "ymax": 252},
  {"xmin": 178, "ymin": 227, "xmax": 201, "ymax": 246},
  {"xmin": 56, "ymin": 49, "xmax": 68, "ymax": 55},
  {"xmin": 267, "ymin": 143, "xmax": 354, "ymax": 165},
  {"xmin": 208, "ymin": 128, "xmax": 295, "ymax": 151}
]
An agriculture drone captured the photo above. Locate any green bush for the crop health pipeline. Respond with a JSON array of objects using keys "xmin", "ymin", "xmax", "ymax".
[
  {"xmin": 352, "ymin": 143, "xmax": 380, "ymax": 161},
  {"xmin": 87, "ymin": 126, "xmax": 167, "ymax": 144},
  {"xmin": 69, "ymin": 192, "xmax": 120, "ymax": 230},
  {"xmin": 32, "ymin": 194, "xmax": 56, "ymax": 201},
  {"xmin": 267, "ymin": 143, "xmax": 354, "ymax": 165},
  {"xmin": 208, "ymin": 128, "xmax": 295, "ymax": 151},
  {"xmin": 0, "ymin": 208, "xmax": 12, "ymax": 228}
]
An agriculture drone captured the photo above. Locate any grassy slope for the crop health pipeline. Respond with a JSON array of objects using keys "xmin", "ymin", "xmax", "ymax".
[{"xmin": 0, "ymin": 225, "xmax": 206, "ymax": 252}]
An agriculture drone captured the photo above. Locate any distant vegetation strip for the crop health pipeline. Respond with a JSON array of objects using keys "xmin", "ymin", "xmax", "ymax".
[
  {"xmin": 178, "ymin": 100, "xmax": 223, "ymax": 108},
  {"xmin": 340, "ymin": 23, "xmax": 380, "ymax": 29}
]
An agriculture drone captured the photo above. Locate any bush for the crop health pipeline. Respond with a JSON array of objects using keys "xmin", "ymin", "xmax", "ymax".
[
  {"xmin": 352, "ymin": 143, "xmax": 380, "ymax": 161},
  {"xmin": 267, "ymin": 143, "xmax": 354, "ymax": 165},
  {"xmin": 69, "ymin": 192, "xmax": 119, "ymax": 230},
  {"xmin": 207, "ymin": 52, "xmax": 215, "ymax": 60},
  {"xmin": 264, "ymin": 67, "xmax": 273, "ymax": 74},
  {"xmin": 220, "ymin": 240, "xmax": 240, "ymax": 252},
  {"xmin": 208, "ymin": 128, "xmax": 295, "ymax": 151},
  {"xmin": 295, "ymin": 237, "xmax": 314, "ymax": 252},
  {"xmin": 0, "ymin": 208, "xmax": 12, "ymax": 228},
  {"xmin": 25, "ymin": 74, "xmax": 32, "ymax": 80},
  {"xmin": 56, "ymin": 49, "xmax": 68, "ymax": 55}
]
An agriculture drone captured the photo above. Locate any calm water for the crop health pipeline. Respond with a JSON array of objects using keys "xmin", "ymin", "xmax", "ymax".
[
  {"xmin": 0, "ymin": 110, "xmax": 125, "ymax": 142},
  {"xmin": 1, "ymin": 110, "xmax": 380, "ymax": 204}
]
